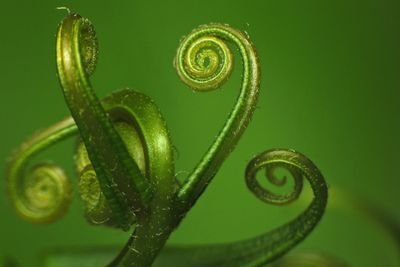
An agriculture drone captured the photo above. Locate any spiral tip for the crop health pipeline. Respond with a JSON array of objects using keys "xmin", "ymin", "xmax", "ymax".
[
  {"xmin": 15, "ymin": 163, "xmax": 72, "ymax": 224},
  {"xmin": 175, "ymin": 26, "xmax": 234, "ymax": 92}
]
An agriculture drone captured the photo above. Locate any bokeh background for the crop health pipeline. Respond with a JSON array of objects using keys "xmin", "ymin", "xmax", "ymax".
[{"xmin": 0, "ymin": 1, "xmax": 399, "ymax": 266}]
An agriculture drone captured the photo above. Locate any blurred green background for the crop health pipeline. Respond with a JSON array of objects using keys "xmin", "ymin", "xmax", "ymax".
[{"xmin": 0, "ymin": 0, "xmax": 399, "ymax": 266}]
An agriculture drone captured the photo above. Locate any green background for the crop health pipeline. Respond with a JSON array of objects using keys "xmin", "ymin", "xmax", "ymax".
[{"xmin": 0, "ymin": 0, "xmax": 398, "ymax": 266}]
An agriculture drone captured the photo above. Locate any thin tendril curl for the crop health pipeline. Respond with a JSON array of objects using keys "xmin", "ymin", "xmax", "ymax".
[
  {"xmin": 6, "ymin": 117, "xmax": 76, "ymax": 223},
  {"xmin": 175, "ymin": 33, "xmax": 233, "ymax": 91}
]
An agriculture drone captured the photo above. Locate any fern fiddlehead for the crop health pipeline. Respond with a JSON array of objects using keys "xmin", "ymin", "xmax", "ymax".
[{"xmin": 5, "ymin": 12, "xmax": 329, "ymax": 267}]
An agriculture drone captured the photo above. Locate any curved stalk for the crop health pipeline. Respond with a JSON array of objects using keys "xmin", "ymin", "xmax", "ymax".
[{"xmin": 174, "ymin": 24, "xmax": 260, "ymax": 212}]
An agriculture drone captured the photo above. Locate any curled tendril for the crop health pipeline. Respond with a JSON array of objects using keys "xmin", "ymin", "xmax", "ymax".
[
  {"xmin": 23, "ymin": 164, "xmax": 71, "ymax": 218},
  {"xmin": 174, "ymin": 23, "xmax": 260, "ymax": 212},
  {"xmin": 175, "ymin": 33, "xmax": 233, "ymax": 91},
  {"xmin": 6, "ymin": 13, "xmax": 331, "ymax": 267},
  {"xmin": 6, "ymin": 117, "xmax": 76, "ymax": 223},
  {"xmin": 247, "ymin": 159, "xmax": 304, "ymax": 205},
  {"xmin": 153, "ymin": 149, "xmax": 327, "ymax": 267},
  {"xmin": 57, "ymin": 13, "xmax": 147, "ymax": 230}
]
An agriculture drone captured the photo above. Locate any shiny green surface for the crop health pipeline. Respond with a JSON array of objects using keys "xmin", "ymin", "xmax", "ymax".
[{"xmin": 0, "ymin": 1, "xmax": 399, "ymax": 266}]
